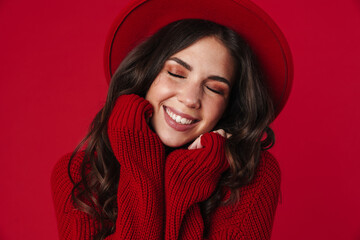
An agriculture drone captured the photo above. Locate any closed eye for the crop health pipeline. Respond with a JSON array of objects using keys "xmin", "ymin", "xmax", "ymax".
[
  {"xmin": 168, "ymin": 71, "xmax": 185, "ymax": 79},
  {"xmin": 206, "ymin": 86, "xmax": 223, "ymax": 95}
]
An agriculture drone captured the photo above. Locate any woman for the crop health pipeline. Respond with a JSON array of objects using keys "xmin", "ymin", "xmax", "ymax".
[{"xmin": 51, "ymin": 1, "xmax": 293, "ymax": 239}]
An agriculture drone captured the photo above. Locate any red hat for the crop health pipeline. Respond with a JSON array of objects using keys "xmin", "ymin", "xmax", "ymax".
[{"xmin": 104, "ymin": 0, "xmax": 293, "ymax": 116}]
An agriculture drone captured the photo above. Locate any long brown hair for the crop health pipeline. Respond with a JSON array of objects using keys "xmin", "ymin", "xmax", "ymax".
[{"xmin": 68, "ymin": 19, "xmax": 275, "ymax": 239}]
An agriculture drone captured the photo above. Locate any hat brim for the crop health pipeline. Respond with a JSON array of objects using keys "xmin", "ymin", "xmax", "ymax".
[{"xmin": 104, "ymin": 0, "xmax": 293, "ymax": 117}]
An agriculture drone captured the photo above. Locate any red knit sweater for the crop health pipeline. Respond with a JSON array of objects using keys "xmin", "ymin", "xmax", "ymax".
[{"xmin": 51, "ymin": 94, "xmax": 281, "ymax": 240}]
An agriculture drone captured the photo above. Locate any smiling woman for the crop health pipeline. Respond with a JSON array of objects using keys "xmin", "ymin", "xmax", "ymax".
[
  {"xmin": 51, "ymin": 0, "xmax": 293, "ymax": 239},
  {"xmin": 146, "ymin": 36, "xmax": 235, "ymax": 147}
]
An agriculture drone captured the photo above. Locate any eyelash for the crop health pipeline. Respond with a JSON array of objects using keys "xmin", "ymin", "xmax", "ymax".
[
  {"xmin": 168, "ymin": 71, "xmax": 224, "ymax": 95},
  {"xmin": 167, "ymin": 71, "xmax": 185, "ymax": 79},
  {"xmin": 206, "ymin": 87, "xmax": 223, "ymax": 95}
]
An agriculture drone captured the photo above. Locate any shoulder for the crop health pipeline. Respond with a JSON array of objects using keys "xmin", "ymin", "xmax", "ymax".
[
  {"xmin": 51, "ymin": 151, "xmax": 85, "ymax": 188},
  {"xmin": 51, "ymin": 151, "xmax": 86, "ymax": 215},
  {"xmin": 50, "ymin": 151, "xmax": 85, "ymax": 206},
  {"xmin": 254, "ymin": 151, "xmax": 281, "ymax": 190},
  {"xmin": 237, "ymin": 150, "xmax": 281, "ymax": 209}
]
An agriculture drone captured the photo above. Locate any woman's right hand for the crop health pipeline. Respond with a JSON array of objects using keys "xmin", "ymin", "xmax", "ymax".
[
  {"xmin": 107, "ymin": 94, "xmax": 154, "ymax": 133},
  {"xmin": 105, "ymin": 94, "xmax": 165, "ymax": 240},
  {"xmin": 106, "ymin": 93, "xmax": 164, "ymax": 167}
]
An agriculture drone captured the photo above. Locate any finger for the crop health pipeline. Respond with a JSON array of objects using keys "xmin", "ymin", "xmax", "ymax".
[
  {"xmin": 213, "ymin": 129, "xmax": 232, "ymax": 139},
  {"xmin": 188, "ymin": 137, "xmax": 200, "ymax": 150},
  {"xmin": 194, "ymin": 138, "xmax": 203, "ymax": 149},
  {"xmin": 188, "ymin": 135, "xmax": 203, "ymax": 150},
  {"xmin": 213, "ymin": 129, "xmax": 226, "ymax": 138}
]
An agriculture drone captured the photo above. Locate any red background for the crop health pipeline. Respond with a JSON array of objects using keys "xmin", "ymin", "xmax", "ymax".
[{"xmin": 1, "ymin": 0, "xmax": 359, "ymax": 239}]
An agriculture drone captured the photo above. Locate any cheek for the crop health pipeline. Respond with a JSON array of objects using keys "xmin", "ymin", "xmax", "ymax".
[
  {"xmin": 146, "ymin": 74, "xmax": 176, "ymax": 103},
  {"xmin": 203, "ymin": 98, "xmax": 227, "ymax": 126},
  {"xmin": 146, "ymin": 77, "xmax": 162, "ymax": 103}
]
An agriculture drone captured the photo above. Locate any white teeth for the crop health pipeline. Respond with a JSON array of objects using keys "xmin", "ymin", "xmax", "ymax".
[{"xmin": 166, "ymin": 108, "xmax": 194, "ymax": 125}]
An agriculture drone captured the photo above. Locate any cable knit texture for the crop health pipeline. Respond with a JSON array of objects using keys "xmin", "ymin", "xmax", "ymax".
[{"xmin": 51, "ymin": 94, "xmax": 281, "ymax": 240}]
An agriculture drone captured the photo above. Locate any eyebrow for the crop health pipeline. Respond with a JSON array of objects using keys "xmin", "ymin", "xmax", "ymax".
[
  {"xmin": 208, "ymin": 76, "xmax": 231, "ymax": 86},
  {"xmin": 169, "ymin": 57, "xmax": 192, "ymax": 71},
  {"xmin": 168, "ymin": 57, "xmax": 231, "ymax": 87}
]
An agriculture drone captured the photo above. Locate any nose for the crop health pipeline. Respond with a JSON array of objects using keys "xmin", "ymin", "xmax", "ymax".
[{"xmin": 177, "ymin": 82, "xmax": 201, "ymax": 109}]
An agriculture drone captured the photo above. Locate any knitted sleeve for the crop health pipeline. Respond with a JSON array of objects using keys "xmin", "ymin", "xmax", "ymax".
[
  {"xmin": 51, "ymin": 94, "xmax": 166, "ymax": 240},
  {"xmin": 207, "ymin": 151, "xmax": 281, "ymax": 240},
  {"xmin": 105, "ymin": 94, "xmax": 165, "ymax": 239},
  {"xmin": 163, "ymin": 135, "xmax": 280, "ymax": 240},
  {"xmin": 164, "ymin": 132, "xmax": 229, "ymax": 239}
]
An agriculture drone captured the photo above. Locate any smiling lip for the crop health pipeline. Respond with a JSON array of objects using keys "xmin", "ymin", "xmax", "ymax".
[{"xmin": 163, "ymin": 106, "xmax": 198, "ymax": 131}]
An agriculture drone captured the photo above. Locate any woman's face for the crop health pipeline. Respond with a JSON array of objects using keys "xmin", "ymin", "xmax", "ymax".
[{"xmin": 145, "ymin": 36, "xmax": 235, "ymax": 147}]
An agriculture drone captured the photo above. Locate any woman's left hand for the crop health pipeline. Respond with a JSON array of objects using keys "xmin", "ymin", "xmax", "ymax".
[{"xmin": 188, "ymin": 129, "xmax": 231, "ymax": 149}]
